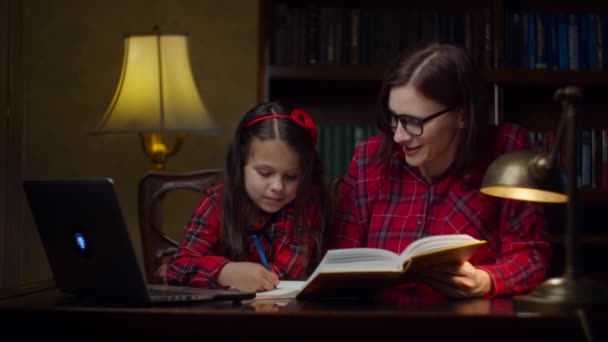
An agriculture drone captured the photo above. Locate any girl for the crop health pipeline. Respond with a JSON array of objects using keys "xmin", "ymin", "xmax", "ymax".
[{"xmin": 167, "ymin": 101, "xmax": 331, "ymax": 293}]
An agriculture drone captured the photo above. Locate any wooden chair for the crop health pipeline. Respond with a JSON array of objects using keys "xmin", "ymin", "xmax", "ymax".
[{"xmin": 137, "ymin": 169, "xmax": 223, "ymax": 284}]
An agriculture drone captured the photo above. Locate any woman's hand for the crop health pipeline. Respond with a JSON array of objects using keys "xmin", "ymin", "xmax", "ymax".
[
  {"xmin": 217, "ymin": 262, "xmax": 279, "ymax": 292},
  {"xmin": 419, "ymin": 261, "xmax": 492, "ymax": 298}
]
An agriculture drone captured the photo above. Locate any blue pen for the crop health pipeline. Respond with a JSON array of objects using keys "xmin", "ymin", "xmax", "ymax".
[{"xmin": 252, "ymin": 233, "xmax": 271, "ymax": 271}]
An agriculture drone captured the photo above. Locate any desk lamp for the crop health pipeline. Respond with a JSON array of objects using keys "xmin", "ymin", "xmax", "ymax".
[
  {"xmin": 95, "ymin": 27, "xmax": 222, "ymax": 171},
  {"xmin": 481, "ymin": 86, "xmax": 608, "ymax": 312}
]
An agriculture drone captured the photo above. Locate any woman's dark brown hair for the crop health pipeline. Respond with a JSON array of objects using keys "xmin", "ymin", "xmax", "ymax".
[{"xmin": 375, "ymin": 43, "xmax": 490, "ymax": 175}]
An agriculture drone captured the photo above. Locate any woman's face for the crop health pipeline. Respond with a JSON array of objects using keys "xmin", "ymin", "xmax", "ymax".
[
  {"xmin": 244, "ymin": 137, "xmax": 301, "ymax": 214},
  {"xmin": 388, "ymin": 85, "xmax": 463, "ymax": 181}
]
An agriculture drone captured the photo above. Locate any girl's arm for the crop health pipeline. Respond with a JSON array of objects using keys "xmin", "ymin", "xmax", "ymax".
[{"xmin": 166, "ymin": 194, "xmax": 230, "ymax": 288}]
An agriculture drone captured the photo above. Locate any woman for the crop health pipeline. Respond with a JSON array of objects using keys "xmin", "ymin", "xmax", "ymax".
[{"xmin": 328, "ymin": 43, "xmax": 551, "ymax": 298}]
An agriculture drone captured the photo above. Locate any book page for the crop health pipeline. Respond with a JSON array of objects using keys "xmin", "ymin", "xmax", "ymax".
[
  {"xmin": 318, "ymin": 248, "xmax": 402, "ymax": 272},
  {"xmin": 399, "ymin": 234, "xmax": 482, "ymax": 263}
]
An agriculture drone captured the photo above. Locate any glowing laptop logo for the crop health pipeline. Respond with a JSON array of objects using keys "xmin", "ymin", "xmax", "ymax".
[
  {"xmin": 70, "ymin": 226, "xmax": 91, "ymax": 257},
  {"xmin": 74, "ymin": 232, "xmax": 87, "ymax": 251}
]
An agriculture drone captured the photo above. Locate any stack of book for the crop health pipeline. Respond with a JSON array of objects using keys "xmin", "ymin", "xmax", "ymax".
[{"xmin": 317, "ymin": 123, "xmax": 378, "ymax": 181}]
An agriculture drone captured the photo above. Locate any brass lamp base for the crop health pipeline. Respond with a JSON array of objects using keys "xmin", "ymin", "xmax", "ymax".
[
  {"xmin": 140, "ymin": 132, "xmax": 187, "ymax": 171},
  {"xmin": 514, "ymin": 276, "xmax": 608, "ymax": 313}
]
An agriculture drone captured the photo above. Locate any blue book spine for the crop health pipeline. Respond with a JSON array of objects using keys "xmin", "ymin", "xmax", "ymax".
[
  {"xmin": 535, "ymin": 12, "xmax": 549, "ymax": 69},
  {"xmin": 522, "ymin": 12, "xmax": 529, "ymax": 69},
  {"xmin": 558, "ymin": 13, "xmax": 570, "ymax": 70},
  {"xmin": 588, "ymin": 13, "xmax": 599, "ymax": 70},
  {"xmin": 578, "ymin": 13, "xmax": 589, "ymax": 70},
  {"xmin": 598, "ymin": 14, "xmax": 605, "ymax": 69},
  {"xmin": 504, "ymin": 11, "xmax": 523, "ymax": 68},
  {"xmin": 548, "ymin": 13, "xmax": 559, "ymax": 70},
  {"xmin": 528, "ymin": 11, "xmax": 537, "ymax": 69},
  {"xmin": 569, "ymin": 13, "xmax": 579, "ymax": 70}
]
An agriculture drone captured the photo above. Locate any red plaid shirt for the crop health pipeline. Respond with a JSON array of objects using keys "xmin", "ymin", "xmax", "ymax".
[
  {"xmin": 167, "ymin": 184, "xmax": 318, "ymax": 288},
  {"xmin": 328, "ymin": 123, "xmax": 551, "ymax": 297}
]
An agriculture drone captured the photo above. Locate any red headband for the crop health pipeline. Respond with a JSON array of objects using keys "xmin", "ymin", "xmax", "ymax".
[{"xmin": 245, "ymin": 108, "xmax": 318, "ymax": 146}]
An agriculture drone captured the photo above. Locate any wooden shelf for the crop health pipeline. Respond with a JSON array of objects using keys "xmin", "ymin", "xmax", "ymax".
[
  {"xmin": 269, "ymin": 66, "xmax": 608, "ymax": 86},
  {"xmin": 482, "ymin": 69, "xmax": 608, "ymax": 86},
  {"xmin": 549, "ymin": 234, "xmax": 608, "ymax": 245},
  {"xmin": 268, "ymin": 65, "xmax": 385, "ymax": 81},
  {"xmin": 580, "ymin": 188, "xmax": 608, "ymax": 202},
  {"xmin": 506, "ymin": 0, "xmax": 608, "ymax": 13}
]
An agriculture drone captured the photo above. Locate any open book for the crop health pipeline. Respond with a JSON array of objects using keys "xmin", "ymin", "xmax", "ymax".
[{"xmin": 255, "ymin": 234, "xmax": 486, "ymax": 300}]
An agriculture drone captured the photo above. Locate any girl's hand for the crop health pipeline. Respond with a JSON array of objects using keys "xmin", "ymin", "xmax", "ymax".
[
  {"xmin": 217, "ymin": 262, "xmax": 279, "ymax": 292},
  {"xmin": 419, "ymin": 261, "xmax": 492, "ymax": 298}
]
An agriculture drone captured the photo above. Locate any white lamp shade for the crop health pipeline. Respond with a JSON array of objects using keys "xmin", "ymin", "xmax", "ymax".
[{"xmin": 96, "ymin": 34, "xmax": 222, "ymax": 133}]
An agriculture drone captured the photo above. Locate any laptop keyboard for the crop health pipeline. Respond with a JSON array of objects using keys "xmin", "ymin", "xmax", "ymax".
[
  {"xmin": 147, "ymin": 287, "xmax": 195, "ymax": 297},
  {"xmin": 146, "ymin": 284, "xmax": 255, "ymax": 302},
  {"xmin": 147, "ymin": 284, "xmax": 211, "ymax": 296}
]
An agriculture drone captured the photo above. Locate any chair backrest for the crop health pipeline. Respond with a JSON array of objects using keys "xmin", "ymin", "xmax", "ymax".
[{"xmin": 137, "ymin": 169, "xmax": 223, "ymax": 284}]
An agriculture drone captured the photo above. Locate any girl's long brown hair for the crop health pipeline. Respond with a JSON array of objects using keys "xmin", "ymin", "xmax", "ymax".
[{"xmin": 221, "ymin": 101, "xmax": 331, "ymax": 273}]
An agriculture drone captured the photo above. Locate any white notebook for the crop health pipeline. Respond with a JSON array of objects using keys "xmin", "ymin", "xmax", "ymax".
[{"xmin": 255, "ymin": 280, "xmax": 305, "ymax": 299}]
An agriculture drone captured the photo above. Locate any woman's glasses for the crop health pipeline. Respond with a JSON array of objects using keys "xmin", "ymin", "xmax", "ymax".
[{"xmin": 388, "ymin": 107, "xmax": 455, "ymax": 136}]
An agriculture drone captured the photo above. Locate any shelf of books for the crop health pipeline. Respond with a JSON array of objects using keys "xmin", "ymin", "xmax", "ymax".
[
  {"xmin": 261, "ymin": 0, "xmax": 608, "ymax": 281},
  {"xmin": 269, "ymin": 1, "xmax": 493, "ymax": 69},
  {"xmin": 267, "ymin": 2, "xmax": 608, "ymax": 71},
  {"xmin": 317, "ymin": 123, "xmax": 378, "ymax": 182},
  {"xmin": 527, "ymin": 127, "xmax": 608, "ymax": 197},
  {"xmin": 503, "ymin": 8, "xmax": 608, "ymax": 72}
]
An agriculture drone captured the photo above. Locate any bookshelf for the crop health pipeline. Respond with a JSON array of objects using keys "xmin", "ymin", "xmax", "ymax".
[{"xmin": 259, "ymin": 0, "xmax": 608, "ymax": 279}]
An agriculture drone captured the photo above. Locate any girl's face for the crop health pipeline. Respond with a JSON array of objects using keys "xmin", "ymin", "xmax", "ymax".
[
  {"xmin": 244, "ymin": 137, "xmax": 301, "ymax": 214},
  {"xmin": 388, "ymin": 85, "xmax": 464, "ymax": 181}
]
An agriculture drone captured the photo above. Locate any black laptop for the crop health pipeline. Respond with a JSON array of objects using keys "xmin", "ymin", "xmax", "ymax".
[{"xmin": 22, "ymin": 178, "xmax": 255, "ymax": 304}]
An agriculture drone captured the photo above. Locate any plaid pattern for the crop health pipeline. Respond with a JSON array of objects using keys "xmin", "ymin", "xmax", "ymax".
[
  {"xmin": 166, "ymin": 184, "xmax": 317, "ymax": 288},
  {"xmin": 328, "ymin": 123, "xmax": 551, "ymax": 296}
]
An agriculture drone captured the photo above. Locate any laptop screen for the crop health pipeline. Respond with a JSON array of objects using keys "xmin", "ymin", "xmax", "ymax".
[{"xmin": 23, "ymin": 178, "xmax": 152, "ymax": 302}]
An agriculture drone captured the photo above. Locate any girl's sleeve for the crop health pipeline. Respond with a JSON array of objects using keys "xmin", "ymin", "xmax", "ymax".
[{"xmin": 166, "ymin": 195, "xmax": 231, "ymax": 288}]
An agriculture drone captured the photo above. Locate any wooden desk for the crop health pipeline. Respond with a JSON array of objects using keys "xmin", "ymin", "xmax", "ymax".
[{"xmin": 1, "ymin": 283, "xmax": 607, "ymax": 340}]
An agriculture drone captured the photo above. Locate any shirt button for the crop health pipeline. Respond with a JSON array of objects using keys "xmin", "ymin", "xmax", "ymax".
[{"xmin": 417, "ymin": 221, "xmax": 422, "ymax": 225}]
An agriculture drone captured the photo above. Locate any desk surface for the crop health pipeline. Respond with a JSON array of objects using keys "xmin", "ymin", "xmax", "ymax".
[{"xmin": 1, "ymin": 282, "xmax": 607, "ymax": 339}]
